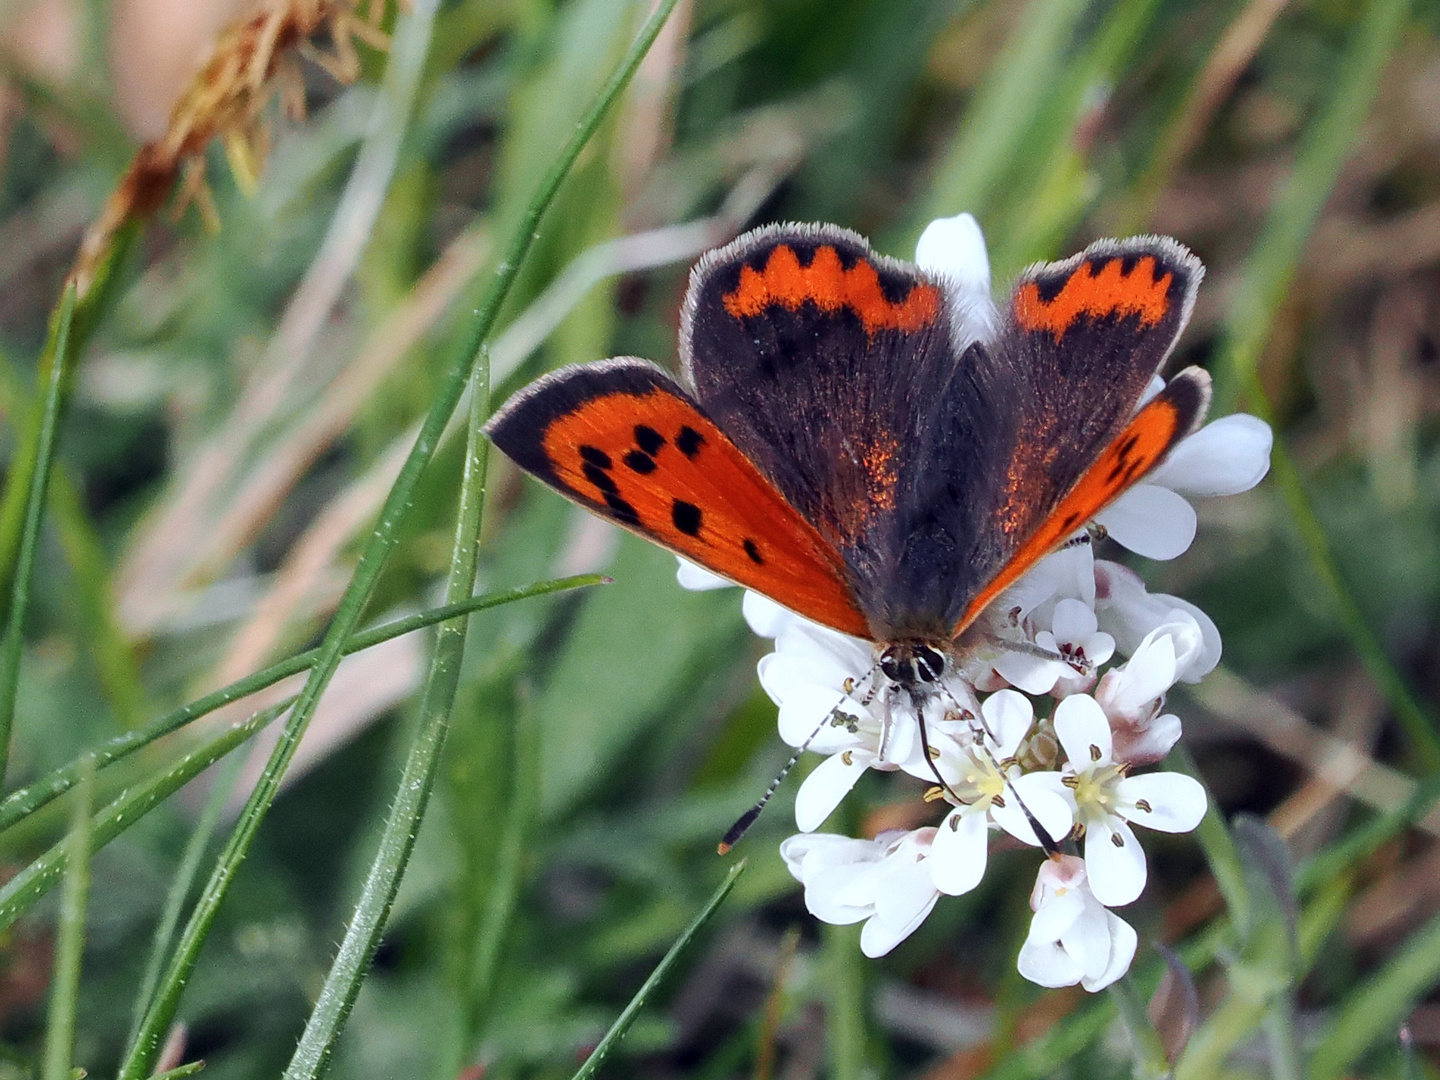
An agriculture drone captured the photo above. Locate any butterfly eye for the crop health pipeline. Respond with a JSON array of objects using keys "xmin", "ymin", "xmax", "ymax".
[{"xmin": 916, "ymin": 645, "xmax": 946, "ymax": 683}]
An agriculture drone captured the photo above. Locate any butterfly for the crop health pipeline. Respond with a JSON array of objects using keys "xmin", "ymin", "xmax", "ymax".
[{"xmin": 485, "ymin": 222, "xmax": 1209, "ymax": 700}]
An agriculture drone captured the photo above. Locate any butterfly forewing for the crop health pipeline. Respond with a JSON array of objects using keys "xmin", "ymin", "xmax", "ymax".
[{"xmin": 483, "ymin": 358, "xmax": 872, "ymax": 637}]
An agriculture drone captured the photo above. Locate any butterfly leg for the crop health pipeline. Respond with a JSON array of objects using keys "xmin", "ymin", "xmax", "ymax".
[{"xmin": 988, "ymin": 636, "xmax": 1095, "ymax": 677}]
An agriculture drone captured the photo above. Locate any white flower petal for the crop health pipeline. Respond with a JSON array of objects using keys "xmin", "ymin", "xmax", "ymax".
[
  {"xmin": 1138, "ymin": 374, "xmax": 1165, "ymax": 407},
  {"xmin": 930, "ymin": 808, "xmax": 989, "ymax": 895},
  {"xmin": 1147, "ymin": 413, "xmax": 1273, "ymax": 496},
  {"xmin": 995, "ymin": 775, "xmax": 1074, "ymax": 847},
  {"xmin": 795, "ymin": 750, "xmax": 875, "ymax": 831},
  {"xmin": 805, "ymin": 869, "xmax": 874, "ymax": 925},
  {"xmin": 1027, "ymin": 886, "xmax": 1086, "ymax": 943},
  {"xmin": 1083, "ymin": 818, "xmax": 1147, "ymax": 907},
  {"xmin": 1056, "ymin": 902, "xmax": 1110, "ymax": 979},
  {"xmin": 981, "ymin": 689, "xmax": 1034, "ymax": 756},
  {"xmin": 914, "ymin": 213, "xmax": 996, "ymax": 348},
  {"xmin": 1119, "ymin": 772, "xmax": 1207, "ymax": 833},
  {"xmin": 774, "ymin": 683, "xmax": 855, "ymax": 749},
  {"xmin": 992, "ymin": 650, "xmax": 1063, "ymax": 696},
  {"xmin": 1095, "ymin": 484, "xmax": 1198, "ymax": 560},
  {"xmin": 1079, "ymin": 909, "xmax": 1138, "ymax": 992},
  {"xmin": 1083, "ymin": 632, "xmax": 1116, "ymax": 666},
  {"xmin": 1054, "ymin": 694, "xmax": 1114, "ymax": 767},
  {"xmin": 1051, "ymin": 597, "xmax": 1098, "ymax": 642},
  {"xmin": 1093, "ymin": 563, "xmax": 1222, "ymax": 681},
  {"xmin": 676, "ymin": 557, "xmax": 732, "ymax": 591},
  {"xmin": 1018, "ymin": 938, "xmax": 1086, "ymax": 988},
  {"xmin": 862, "ymin": 849, "xmax": 940, "ymax": 957},
  {"xmin": 743, "ymin": 591, "xmax": 792, "ymax": 637}
]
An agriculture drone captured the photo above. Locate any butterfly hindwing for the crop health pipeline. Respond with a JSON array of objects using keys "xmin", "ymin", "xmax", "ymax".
[
  {"xmin": 483, "ymin": 358, "xmax": 871, "ymax": 637},
  {"xmin": 681, "ymin": 223, "xmax": 1006, "ymax": 640}
]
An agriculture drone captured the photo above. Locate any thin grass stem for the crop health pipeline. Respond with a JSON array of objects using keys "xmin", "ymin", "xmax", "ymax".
[
  {"xmin": 127, "ymin": 753, "xmax": 245, "ymax": 1048},
  {"xmin": 116, "ymin": 0, "xmax": 681, "ymax": 1073},
  {"xmin": 0, "ymin": 701, "xmax": 289, "ymax": 934},
  {"xmin": 0, "ymin": 574, "xmax": 603, "ymax": 833},
  {"xmin": 570, "ymin": 861, "xmax": 747, "ymax": 1080},
  {"xmin": 0, "ymin": 284, "xmax": 76, "ymax": 786},
  {"xmin": 40, "ymin": 753, "xmax": 93, "ymax": 1080},
  {"xmin": 283, "ymin": 351, "xmax": 491, "ymax": 1079}
]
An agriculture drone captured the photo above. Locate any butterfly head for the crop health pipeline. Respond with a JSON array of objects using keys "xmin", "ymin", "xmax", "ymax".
[{"xmin": 878, "ymin": 641, "xmax": 948, "ymax": 693}]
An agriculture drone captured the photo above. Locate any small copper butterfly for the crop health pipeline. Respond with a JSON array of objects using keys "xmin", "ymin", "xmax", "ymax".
[{"xmin": 485, "ymin": 223, "xmax": 1209, "ymax": 695}]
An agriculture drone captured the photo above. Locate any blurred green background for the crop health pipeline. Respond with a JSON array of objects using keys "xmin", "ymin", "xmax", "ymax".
[{"xmin": 0, "ymin": 0, "xmax": 1437, "ymax": 1077}]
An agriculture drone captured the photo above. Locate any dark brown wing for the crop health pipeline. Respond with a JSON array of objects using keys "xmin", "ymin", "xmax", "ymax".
[
  {"xmin": 680, "ymin": 223, "xmax": 1006, "ymax": 641},
  {"xmin": 946, "ymin": 236, "xmax": 1209, "ymax": 635}
]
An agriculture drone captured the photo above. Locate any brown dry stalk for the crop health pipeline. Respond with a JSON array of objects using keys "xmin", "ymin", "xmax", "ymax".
[{"xmin": 70, "ymin": 0, "xmax": 391, "ymax": 295}]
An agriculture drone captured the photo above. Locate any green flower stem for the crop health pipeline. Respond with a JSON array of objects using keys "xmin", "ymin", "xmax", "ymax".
[
  {"xmin": 824, "ymin": 923, "xmax": 867, "ymax": 1080},
  {"xmin": 1174, "ymin": 747, "xmax": 1250, "ymax": 931},
  {"xmin": 283, "ymin": 353, "xmax": 490, "ymax": 1080},
  {"xmin": 0, "ymin": 702, "xmax": 287, "ymax": 935},
  {"xmin": 116, "ymin": 0, "xmax": 681, "ymax": 1074},
  {"xmin": 569, "ymin": 861, "xmax": 747, "ymax": 1080},
  {"xmin": 41, "ymin": 753, "xmax": 93, "ymax": 1080},
  {"xmin": 0, "ymin": 284, "xmax": 75, "ymax": 788},
  {"xmin": 1108, "ymin": 975, "xmax": 1171, "ymax": 1080},
  {"xmin": 0, "ymin": 574, "xmax": 603, "ymax": 834}
]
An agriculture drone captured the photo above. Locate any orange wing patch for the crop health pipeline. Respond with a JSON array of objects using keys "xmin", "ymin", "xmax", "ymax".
[
  {"xmin": 1015, "ymin": 256, "xmax": 1173, "ymax": 341},
  {"xmin": 722, "ymin": 244, "xmax": 941, "ymax": 335},
  {"xmin": 951, "ymin": 371, "xmax": 1210, "ymax": 637},
  {"xmin": 513, "ymin": 377, "xmax": 872, "ymax": 638}
]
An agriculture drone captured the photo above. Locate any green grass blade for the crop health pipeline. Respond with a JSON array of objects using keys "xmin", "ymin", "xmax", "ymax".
[
  {"xmin": 127, "ymin": 752, "xmax": 244, "ymax": 1048},
  {"xmin": 116, "ymin": 0, "xmax": 679, "ymax": 1073},
  {"xmin": 151, "ymin": 1064, "xmax": 205, "ymax": 1080},
  {"xmin": 0, "ymin": 701, "xmax": 287, "ymax": 934},
  {"xmin": 1212, "ymin": 0, "xmax": 1413, "ymax": 411},
  {"xmin": 461, "ymin": 657, "xmax": 540, "ymax": 1043},
  {"xmin": 40, "ymin": 753, "xmax": 93, "ymax": 1080},
  {"xmin": 1208, "ymin": 0, "xmax": 1437, "ymax": 770},
  {"xmin": 1309, "ymin": 907, "xmax": 1440, "ymax": 1080},
  {"xmin": 570, "ymin": 860, "xmax": 747, "ymax": 1080},
  {"xmin": 919, "ymin": 0, "xmax": 1094, "ymax": 230},
  {"xmin": 0, "ymin": 283, "xmax": 77, "ymax": 786},
  {"xmin": 0, "ymin": 574, "xmax": 604, "ymax": 833},
  {"xmin": 283, "ymin": 353, "xmax": 491, "ymax": 1080}
]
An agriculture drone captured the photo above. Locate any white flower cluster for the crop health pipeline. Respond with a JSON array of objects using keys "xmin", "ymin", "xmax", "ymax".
[{"xmin": 677, "ymin": 215, "xmax": 1273, "ymax": 993}]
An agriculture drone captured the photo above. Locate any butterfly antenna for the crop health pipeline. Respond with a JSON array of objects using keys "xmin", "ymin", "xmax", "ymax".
[
  {"xmin": 936, "ymin": 681, "xmax": 1062, "ymax": 857},
  {"xmin": 718, "ymin": 662, "xmax": 880, "ymax": 855}
]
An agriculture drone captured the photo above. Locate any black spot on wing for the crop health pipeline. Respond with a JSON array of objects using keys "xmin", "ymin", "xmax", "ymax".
[
  {"xmin": 579, "ymin": 445, "xmax": 611, "ymax": 469},
  {"xmin": 604, "ymin": 492, "xmax": 640, "ymax": 526},
  {"xmin": 743, "ymin": 538, "xmax": 763, "ymax": 565},
  {"xmin": 676, "ymin": 426, "xmax": 705, "ymax": 458},
  {"xmin": 672, "ymin": 500, "xmax": 702, "ymax": 536},
  {"xmin": 634, "ymin": 425, "xmax": 665, "ymax": 455},
  {"xmin": 583, "ymin": 463, "xmax": 618, "ymax": 493},
  {"xmin": 623, "ymin": 450, "xmax": 657, "ymax": 474}
]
